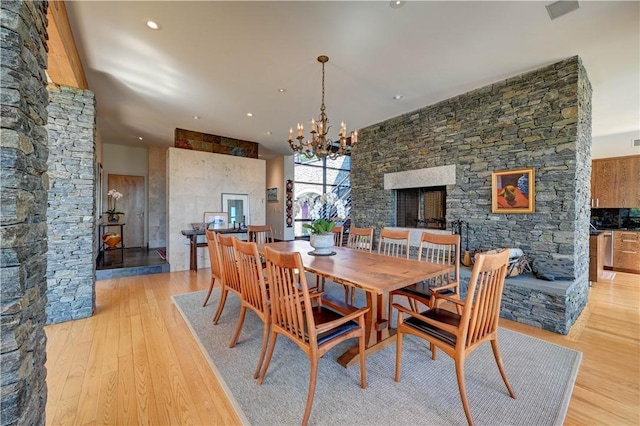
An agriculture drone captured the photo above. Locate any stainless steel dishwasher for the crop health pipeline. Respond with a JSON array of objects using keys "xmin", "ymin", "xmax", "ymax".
[{"xmin": 602, "ymin": 230, "xmax": 613, "ymax": 268}]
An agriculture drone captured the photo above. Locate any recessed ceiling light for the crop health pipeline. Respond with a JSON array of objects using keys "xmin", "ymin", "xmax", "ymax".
[
  {"xmin": 193, "ymin": 115, "xmax": 200, "ymax": 119},
  {"xmin": 247, "ymin": 113, "xmax": 253, "ymax": 117},
  {"xmin": 138, "ymin": 136, "xmax": 143, "ymax": 140},
  {"xmin": 146, "ymin": 20, "xmax": 161, "ymax": 30},
  {"xmin": 278, "ymin": 88, "xmax": 286, "ymax": 93},
  {"xmin": 393, "ymin": 94, "xmax": 403, "ymax": 100},
  {"xmin": 390, "ymin": 1, "xmax": 405, "ymax": 9},
  {"xmin": 266, "ymin": 131, "xmax": 272, "ymax": 135}
]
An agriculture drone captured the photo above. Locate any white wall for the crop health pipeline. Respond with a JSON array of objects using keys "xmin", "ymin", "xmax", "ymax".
[
  {"xmin": 167, "ymin": 148, "xmax": 266, "ymax": 271},
  {"xmin": 265, "ymin": 155, "xmax": 295, "ymax": 241},
  {"xmin": 592, "ymin": 130, "xmax": 640, "ymax": 159},
  {"xmin": 102, "ymin": 143, "xmax": 149, "ymax": 245}
]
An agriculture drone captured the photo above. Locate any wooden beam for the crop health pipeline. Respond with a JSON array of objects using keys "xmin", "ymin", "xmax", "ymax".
[{"xmin": 47, "ymin": 1, "xmax": 88, "ymax": 89}]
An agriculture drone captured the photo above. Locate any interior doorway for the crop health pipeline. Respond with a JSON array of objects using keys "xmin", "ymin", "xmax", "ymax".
[{"xmin": 106, "ymin": 174, "xmax": 145, "ymax": 248}]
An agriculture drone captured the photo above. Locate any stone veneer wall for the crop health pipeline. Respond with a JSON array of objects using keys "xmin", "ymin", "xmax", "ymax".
[
  {"xmin": 352, "ymin": 57, "xmax": 592, "ymax": 333},
  {"xmin": 45, "ymin": 84, "xmax": 97, "ymax": 324},
  {"xmin": 0, "ymin": 1, "xmax": 49, "ymax": 424},
  {"xmin": 148, "ymin": 146, "xmax": 167, "ymax": 248}
]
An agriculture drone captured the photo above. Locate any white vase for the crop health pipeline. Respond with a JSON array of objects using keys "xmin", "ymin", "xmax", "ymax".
[{"xmin": 309, "ymin": 233, "xmax": 335, "ymax": 255}]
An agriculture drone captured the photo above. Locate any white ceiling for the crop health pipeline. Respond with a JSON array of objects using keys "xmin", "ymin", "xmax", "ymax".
[{"xmin": 65, "ymin": 1, "xmax": 640, "ymax": 157}]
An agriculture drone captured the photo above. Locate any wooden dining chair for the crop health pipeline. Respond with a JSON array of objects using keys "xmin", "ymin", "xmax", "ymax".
[
  {"xmin": 315, "ymin": 225, "xmax": 345, "ymax": 292},
  {"xmin": 258, "ymin": 246, "xmax": 369, "ymax": 426},
  {"xmin": 389, "ymin": 232, "xmax": 461, "ymax": 323},
  {"xmin": 394, "ymin": 249, "xmax": 515, "ymax": 426},
  {"xmin": 377, "ymin": 228, "xmax": 410, "ymax": 259},
  {"xmin": 346, "ymin": 226, "xmax": 374, "ymax": 252},
  {"xmin": 342, "ymin": 226, "xmax": 374, "ymax": 303},
  {"xmin": 230, "ymin": 238, "xmax": 271, "ymax": 378},
  {"xmin": 331, "ymin": 225, "xmax": 344, "ymax": 247},
  {"xmin": 247, "ymin": 224, "xmax": 275, "ymax": 245},
  {"xmin": 203, "ymin": 230, "xmax": 223, "ymax": 307},
  {"xmin": 212, "ymin": 234, "xmax": 243, "ymax": 324}
]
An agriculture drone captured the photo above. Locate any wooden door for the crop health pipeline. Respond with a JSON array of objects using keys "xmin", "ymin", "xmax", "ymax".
[{"xmin": 107, "ymin": 174, "xmax": 145, "ymax": 248}]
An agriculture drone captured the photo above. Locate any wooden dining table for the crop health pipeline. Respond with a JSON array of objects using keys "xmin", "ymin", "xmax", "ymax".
[{"xmin": 258, "ymin": 240, "xmax": 452, "ymax": 368}]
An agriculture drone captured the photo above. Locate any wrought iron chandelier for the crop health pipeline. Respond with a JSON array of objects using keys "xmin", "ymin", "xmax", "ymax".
[{"xmin": 288, "ymin": 55, "xmax": 357, "ymax": 160}]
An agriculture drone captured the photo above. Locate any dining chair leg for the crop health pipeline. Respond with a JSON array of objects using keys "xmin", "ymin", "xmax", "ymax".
[
  {"xmin": 228, "ymin": 305, "xmax": 247, "ymax": 348},
  {"xmin": 253, "ymin": 323, "xmax": 270, "ymax": 379},
  {"xmin": 301, "ymin": 358, "xmax": 319, "ymax": 426},
  {"xmin": 203, "ymin": 276, "xmax": 216, "ymax": 307},
  {"xmin": 212, "ymin": 289, "xmax": 228, "ymax": 324},
  {"xmin": 455, "ymin": 358, "xmax": 474, "ymax": 426},
  {"xmin": 256, "ymin": 331, "xmax": 278, "ymax": 385},
  {"xmin": 490, "ymin": 339, "xmax": 516, "ymax": 398},
  {"xmin": 395, "ymin": 328, "xmax": 403, "ymax": 382},
  {"xmin": 358, "ymin": 328, "xmax": 367, "ymax": 388}
]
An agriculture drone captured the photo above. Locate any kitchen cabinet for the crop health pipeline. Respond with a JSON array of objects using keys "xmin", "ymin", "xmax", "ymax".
[
  {"xmin": 591, "ymin": 155, "xmax": 640, "ymax": 208},
  {"xmin": 613, "ymin": 230, "xmax": 640, "ymax": 274}
]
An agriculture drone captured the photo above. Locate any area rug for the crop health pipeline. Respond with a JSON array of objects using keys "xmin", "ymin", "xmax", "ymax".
[{"xmin": 172, "ymin": 281, "xmax": 582, "ymax": 425}]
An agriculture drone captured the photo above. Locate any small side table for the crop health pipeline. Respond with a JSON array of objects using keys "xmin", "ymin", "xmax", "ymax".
[{"xmin": 99, "ymin": 222, "xmax": 125, "ymax": 264}]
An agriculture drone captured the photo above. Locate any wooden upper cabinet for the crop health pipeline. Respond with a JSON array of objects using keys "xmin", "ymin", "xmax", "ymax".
[
  {"xmin": 592, "ymin": 155, "xmax": 640, "ymax": 208},
  {"xmin": 616, "ymin": 156, "xmax": 640, "ymax": 207}
]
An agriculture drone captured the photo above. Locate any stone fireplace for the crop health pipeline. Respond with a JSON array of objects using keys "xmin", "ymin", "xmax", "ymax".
[{"xmin": 352, "ymin": 56, "xmax": 592, "ymax": 335}]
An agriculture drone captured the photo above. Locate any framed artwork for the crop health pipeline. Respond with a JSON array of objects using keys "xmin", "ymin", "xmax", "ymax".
[
  {"xmin": 222, "ymin": 193, "xmax": 250, "ymax": 226},
  {"xmin": 267, "ymin": 187, "xmax": 279, "ymax": 202},
  {"xmin": 492, "ymin": 168, "xmax": 535, "ymax": 213},
  {"xmin": 203, "ymin": 211, "xmax": 228, "ymax": 229}
]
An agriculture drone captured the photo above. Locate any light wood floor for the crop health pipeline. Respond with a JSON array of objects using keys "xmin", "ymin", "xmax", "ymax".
[{"xmin": 45, "ymin": 269, "xmax": 640, "ymax": 425}]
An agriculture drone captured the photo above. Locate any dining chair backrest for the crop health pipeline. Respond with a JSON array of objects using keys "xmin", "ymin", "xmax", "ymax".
[
  {"xmin": 419, "ymin": 232, "xmax": 460, "ymax": 285},
  {"xmin": 248, "ymin": 225, "xmax": 275, "ymax": 245},
  {"xmin": 460, "ymin": 249, "xmax": 510, "ymax": 347},
  {"xmin": 264, "ymin": 247, "xmax": 315, "ymax": 346},
  {"xmin": 233, "ymin": 239, "xmax": 269, "ymax": 315},
  {"xmin": 331, "ymin": 225, "xmax": 344, "ymax": 247},
  {"xmin": 377, "ymin": 229, "xmax": 411, "ymax": 259},
  {"xmin": 217, "ymin": 234, "xmax": 242, "ymax": 295},
  {"xmin": 206, "ymin": 230, "xmax": 223, "ymax": 279},
  {"xmin": 203, "ymin": 230, "xmax": 223, "ymax": 306},
  {"xmin": 346, "ymin": 226, "xmax": 374, "ymax": 252}
]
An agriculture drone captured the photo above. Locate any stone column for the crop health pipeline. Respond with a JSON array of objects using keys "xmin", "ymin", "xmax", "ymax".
[
  {"xmin": 45, "ymin": 84, "xmax": 97, "ymax": 324},
  {"xmin": 0, "ymin": 1, "xmax": 49, "ymax": 424}
]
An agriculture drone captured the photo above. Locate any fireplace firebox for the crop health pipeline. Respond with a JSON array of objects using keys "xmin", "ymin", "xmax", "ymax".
[{"xmin": 395, "ymin": 186, "xmax": 446, "ymax": 229}]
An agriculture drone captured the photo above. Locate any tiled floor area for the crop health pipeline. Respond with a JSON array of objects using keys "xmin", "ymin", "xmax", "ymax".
[{"xmin": 96, "ymin": 247, "xmax": 170, "ymax": 279}]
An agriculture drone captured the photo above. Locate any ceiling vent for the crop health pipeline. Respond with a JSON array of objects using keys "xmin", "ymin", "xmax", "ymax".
[
  {"xmin": 546, "ymin": 1, "xmax": 580, "ymax": 20},
  {"xmin": 633, "ymin": 139, "xmax": 640, "ymax": 147}
]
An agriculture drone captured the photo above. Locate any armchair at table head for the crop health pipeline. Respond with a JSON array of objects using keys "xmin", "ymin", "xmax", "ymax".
[
  {"xmin": 258, "ymin": 246, "xmax": 369, "ymax": 426},
  {"xmin": 394, "ymin": 248, "xmax": 515, "ymax": 426}
]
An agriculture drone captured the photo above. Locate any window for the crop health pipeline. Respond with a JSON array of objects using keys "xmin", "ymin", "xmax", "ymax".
[{"xmin": 293, "ymin": 154, "xmax": 351, "ymax": 237}]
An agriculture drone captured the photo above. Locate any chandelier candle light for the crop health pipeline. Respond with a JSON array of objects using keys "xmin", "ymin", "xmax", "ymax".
[{"xmin": 288, "ymin": 55, "xmax": 357, "ymax": 160}]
